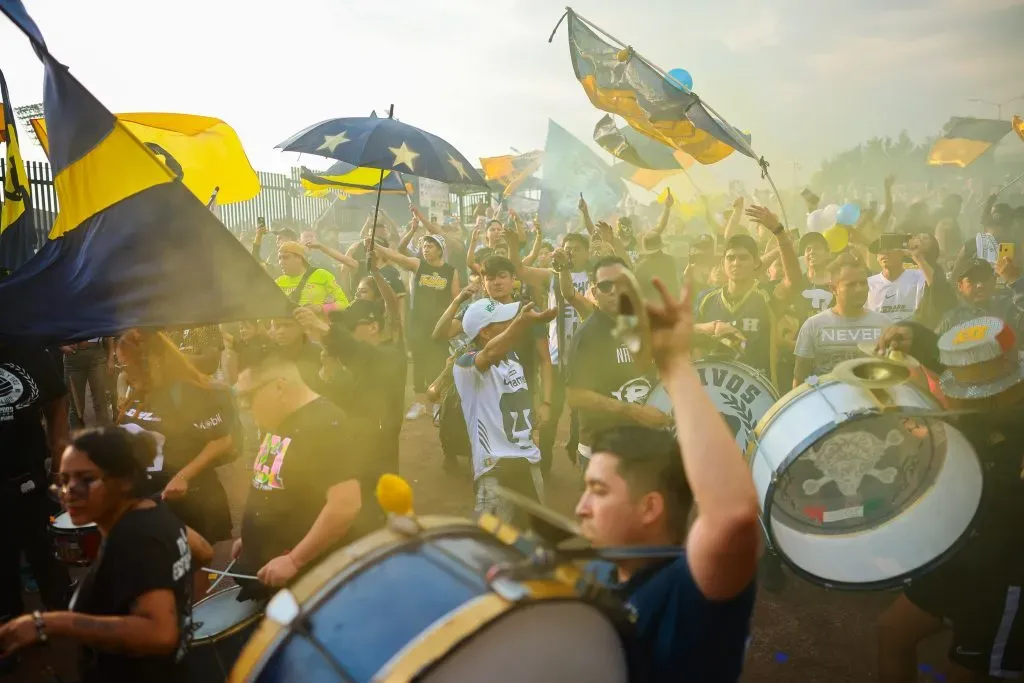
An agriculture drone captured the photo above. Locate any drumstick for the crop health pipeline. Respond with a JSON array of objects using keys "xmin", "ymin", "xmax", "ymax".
[
  {"xmin": 206, "ymin": 558, "xmax": 237, "ymax": 594},
  {"xmin": 202, "ymin": 566, "xmax": 258, "ymax": 581}
]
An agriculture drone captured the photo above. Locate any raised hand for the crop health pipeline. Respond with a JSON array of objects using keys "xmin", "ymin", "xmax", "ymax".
[
  {"xmin": 645, "ymin": 278, "xmax": 696, "ymax": 371},
  {"xmin": 744, "ymin": 205, "xmax": 783, "ymax": 233},
  {"xmin": 515, "ymin": 301, "xmax": 558, "ymax": 326}
]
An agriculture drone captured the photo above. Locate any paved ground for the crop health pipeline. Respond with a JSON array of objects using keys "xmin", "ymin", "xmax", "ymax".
[{"xmin": 9, "ymin": 399, "xmax": 956, "ymax": 682}]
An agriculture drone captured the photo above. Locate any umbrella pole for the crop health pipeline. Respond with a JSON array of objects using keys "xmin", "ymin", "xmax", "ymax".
[
  {"xmin": 368, "ymin": 104, "xmax": 396, "ymax": 269},
  {"xmin": 367, "ymin": 168, "xmax": 387, "ymax": 270}
]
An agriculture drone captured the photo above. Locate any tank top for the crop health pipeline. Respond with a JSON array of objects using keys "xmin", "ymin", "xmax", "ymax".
[{"xmin": 411, "ymin": 260, "xmax": 455, "ymax": 333}]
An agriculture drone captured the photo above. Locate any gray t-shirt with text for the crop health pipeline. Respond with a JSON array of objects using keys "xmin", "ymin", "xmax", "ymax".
[{"xmin": 795, "ymin": 309, "xmax": 891, "ymax": 376}]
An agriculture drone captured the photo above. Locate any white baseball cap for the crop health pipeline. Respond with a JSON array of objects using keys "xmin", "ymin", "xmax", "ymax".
[{"xmin": 462, "ymin": 298, "xmax": 520, "ymax": 340}]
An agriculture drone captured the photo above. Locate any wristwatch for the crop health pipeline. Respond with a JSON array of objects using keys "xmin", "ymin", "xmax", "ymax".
[{"xmin": 32, "ymin": 610, "xmax": 48, "ymax": 644}]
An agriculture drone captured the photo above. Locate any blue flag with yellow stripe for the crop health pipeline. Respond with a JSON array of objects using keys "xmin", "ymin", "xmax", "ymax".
[
  {"xmin": 0, "ymin": 66, "xmax": 36, "ymax": 272},
  {"xmin": 0, "ymin": 0, "xmax": 291, "ymax": 343}
]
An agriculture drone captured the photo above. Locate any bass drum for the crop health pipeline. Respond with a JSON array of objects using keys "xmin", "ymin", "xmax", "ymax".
[
  {"xmin": 230, "ymin": 516, "xmax": 635, "ymax": 683},
  {"xmin": 646, "ymin": 359, "xmax": 778, "ymax": 451},
  {"xmin": 747, "ymin": 375, "xmax": 983, "ymax": 590}
]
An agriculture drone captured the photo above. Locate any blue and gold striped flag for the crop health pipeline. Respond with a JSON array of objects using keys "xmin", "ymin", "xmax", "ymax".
[
  {"xmin": 0, "ymin": 0, "xmax": 291, "ymax": 342},
  {"xmin": 0, "ymin": 67, "xmax": 36, "ymax": 272},
  {"xmin": 565, "ymin": 10, "xmax": 754, "ymax": 165}
]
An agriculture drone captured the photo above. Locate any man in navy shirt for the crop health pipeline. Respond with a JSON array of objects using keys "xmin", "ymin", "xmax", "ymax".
[{"xmin": 575, "ymin": 278, "xmax": 760, "ymax": 683}]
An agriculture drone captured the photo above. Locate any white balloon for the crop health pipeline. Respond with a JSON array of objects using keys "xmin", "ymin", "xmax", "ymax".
[
  {"xmin": 822, "ymin": 203, "xmax": 839, "ymax": 225},
  {"xmin": 806, "ymin": 209, "xmax": 829, "ymax": 234}
]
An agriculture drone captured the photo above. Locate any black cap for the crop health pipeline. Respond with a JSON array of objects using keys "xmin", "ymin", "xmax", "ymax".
[
  {"xmin": 951, "ymin": 255, "xmax": 994, "ymax": 282},
  {"xmin": 724, "ymin": 234, "xmax": 759, "ymax": 260},
  {"xmin": 798, "ymin": 232, "xmax": 829, "ymax": 253},
  {"xmin": 691, "ymin": 234, "xmax": 716, "ymax": 252}
]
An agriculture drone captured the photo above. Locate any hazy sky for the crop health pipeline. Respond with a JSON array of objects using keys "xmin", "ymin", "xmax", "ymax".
[{"xmin": 1, "ymin": 0, "xmax": 1022, "ymax": 191}]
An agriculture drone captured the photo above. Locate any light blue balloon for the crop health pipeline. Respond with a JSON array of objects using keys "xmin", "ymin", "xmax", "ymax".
[
  {"xmin": 836, "ymin": 203, "xmax": 861, "ymax": 226},
  {"xmin": 667, "ymin": 68, "xmax": 693, "ymax": 91}
]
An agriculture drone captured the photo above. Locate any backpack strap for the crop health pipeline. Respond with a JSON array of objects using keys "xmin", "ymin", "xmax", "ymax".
[{"xmin": 289, "ymin": 268, "xmax": 317, "ymax": 304}]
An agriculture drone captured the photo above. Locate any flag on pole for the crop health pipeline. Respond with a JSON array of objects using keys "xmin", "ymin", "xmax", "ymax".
[
  {"xmin": 927, "ymin": 117, "xmax": 1013, "ymax": 168},
  {"xmin": 539, "ymin": 120, "xmax": 624, "ymax": 222},
  {"xmin": 0, "ymin": 0, "xmax": 291, "ymax": 343},
  {"xmin": 0, "ymin": 67, "xmax": 37, "ymax": 272},
  {"xmin": 564, "ymin": 9, "xmax": 754, "ymax": 165}
]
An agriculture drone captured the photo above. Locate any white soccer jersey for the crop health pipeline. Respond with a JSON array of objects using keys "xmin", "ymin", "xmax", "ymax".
[
  {"xmin": 453, "ymin": 350, "xmax": 541, "ymax": 480},
  {"xmin": 548, "ymin": 270, "xmax": 590, "ymax": 366}
]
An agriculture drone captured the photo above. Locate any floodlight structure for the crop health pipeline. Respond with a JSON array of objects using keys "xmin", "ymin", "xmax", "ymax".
[{"xmin": 13, "ymin": 102, "xmax": 43, "ymax": 146}]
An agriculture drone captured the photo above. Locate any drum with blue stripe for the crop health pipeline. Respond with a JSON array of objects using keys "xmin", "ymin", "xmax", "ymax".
[{"xmin": 229, "ymin": 515, "xmax": 636, "ymax": 683}]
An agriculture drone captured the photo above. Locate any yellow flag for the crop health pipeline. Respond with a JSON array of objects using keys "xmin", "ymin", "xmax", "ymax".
[{"xmin": 32, "ymin": 113, "xmax": 259, "ymax": 205}]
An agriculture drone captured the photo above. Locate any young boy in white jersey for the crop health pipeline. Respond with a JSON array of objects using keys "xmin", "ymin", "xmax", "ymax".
[{"xmin": 453, "ymin": 298, "xmax": 557, "ymax": 524}]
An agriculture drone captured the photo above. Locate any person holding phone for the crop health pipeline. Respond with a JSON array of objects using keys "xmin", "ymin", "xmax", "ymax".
[{"xmin": 866, "ymin": 233, "xmax": 927, "ymax": 323}]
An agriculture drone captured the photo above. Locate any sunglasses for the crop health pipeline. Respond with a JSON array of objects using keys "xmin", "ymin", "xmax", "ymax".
[{"xmin": 595, "ymin": 280, "xmax": 616, "ymax": 293}]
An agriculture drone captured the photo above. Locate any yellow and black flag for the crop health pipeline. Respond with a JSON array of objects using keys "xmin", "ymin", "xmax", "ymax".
[
  {"xmin": 31, "ymin": 112, "xmax": 261, "ymax": 205},
  {"xmin": 479, "ymin": 150, "xmax": 543, "ymax": 197},
  {"xmin": 1013, "ymin": 115, "xmax": 1024, "ymax": 144},
  {"xmin": 564, "ymin": 9, "xmax": 755, "ymax": 165},
  {"xmin": 927, "ymin": 117, "xmax": 1013, "ymax": 168},
  {"xmin": 0, "ymin": 67, "xmax": 36, "ymax": 273},
  {"xmin": 0, "ymin": 0, "xmax": 290, "ymax": 342},
  {"xmin": 298, "ymin": 161, "xmax": 406, "ymax": 198}
]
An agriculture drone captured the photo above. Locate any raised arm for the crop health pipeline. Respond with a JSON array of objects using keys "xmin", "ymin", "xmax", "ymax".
[
  {"xmin": 648, "ymin": 279, "xmax": 760, "ymax": 600},
  {"xmin": 522, "ymin": 225, "xmax": 544, "ymax": 266},
  {"xmin": 474, "ymin": 303, "xmax": 556, "ymax": 371},
  {"xmin": 410, "ymin": 203, "xmax": 443, "ymax": 236},
  {"xmin": 505, "ymin": 225, "xmax": 553, "ymax": 292},
  {"xmin": 578, "ymin": 196, "xmax": 598, "ymax": 237},
  {"xmin": 552, "ymin": 249, "xmax": 593, "ymax": 318},
  {"xmin": 433, "ymin": 286, "xmax": 476, "ymax": 340},
  {"xmin": 374, "ymin": 242, "xmax": 420, "ymax": 273},
  {"xmin": 397, "ymin": 219, "xmax": 420, "ymax": 255},
  {"xmin": 650, "ymin": 188, "xmax": 673, "ymax": 236},
  {"xmin": 723, "ymin": 196, "xmax": 747, "ymax": 240},
  {"xmin": 746, "ymin": 205, "xmax": 800, "ymax": 301}
]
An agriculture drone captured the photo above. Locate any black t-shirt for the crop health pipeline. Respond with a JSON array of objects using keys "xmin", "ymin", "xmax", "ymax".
[
  {"xmin": 0, "ymin": 345, "xmax": 67, "ymax": 480},
  {"xmin": 567, "ymin": 311, "xmax": 656, "ymax": 446},
  {"xmin": 73, "ymin": 503, "xmax": 192, "ymax": 683},
  {"xmin": 240, "ymin": 398, "xmax": 381, "ymax": 571},
  {"xmin": 323, "ymin": 326, "xmax": 407, "ymax": 433},
  {"xmin": 697, "ymin": 286, "xmax": 777, "ymax": 383},
  {"xmin": 118, "ymin": 382, "xmax": 235, "ymax": 478},
  {"xmin": 282, "ymin": 341, "xmax": 329, "ymax": 398},
  {"xmin": 410, "ymin": 261, "xmax": 455, "ymax": 335}
]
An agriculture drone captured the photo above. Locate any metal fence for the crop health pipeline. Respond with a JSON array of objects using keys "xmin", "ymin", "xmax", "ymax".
[
  {"xmin": 0, "ymin": 158, "xmax": 513, "ymax": 244},
  {"xmin": 0, "ymin": 159, "xmax": 337, "ymax": 241}
]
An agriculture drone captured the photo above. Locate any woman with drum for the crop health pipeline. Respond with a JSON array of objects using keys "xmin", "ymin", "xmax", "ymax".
[
  {"xmin": 115, "ymin": 330, "xmax": 237, "ymax": 595},
  {"xmin": 0, "ymin": 427, "xmax": 211, "ymax": 682}
]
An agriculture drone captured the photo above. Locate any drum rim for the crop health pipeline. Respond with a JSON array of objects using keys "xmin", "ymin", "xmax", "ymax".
[
  {"xmin": 51, "ymin": 512, "xmax": 98, "ymax": 530},
  {"xmin": 192, "ymin": 585, "xmax": 263, "ymax": 645},
  {"xmin": 229, "ymin": 516, "xmax": 488, "ymax": 682},
  {"xmin": 758, "ymin": 410, "xmax": 982, "ymax": 591}
]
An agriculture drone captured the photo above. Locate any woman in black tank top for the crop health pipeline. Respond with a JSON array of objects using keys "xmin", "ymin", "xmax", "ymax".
[{"xmin": 374, "ymin": 235, "xmax": 459, "ymax": 421}]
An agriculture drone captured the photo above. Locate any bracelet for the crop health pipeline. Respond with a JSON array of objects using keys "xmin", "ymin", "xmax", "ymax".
[{"xmin": 32, "ymin": 610, "xmax": 48, "ymax": 644}]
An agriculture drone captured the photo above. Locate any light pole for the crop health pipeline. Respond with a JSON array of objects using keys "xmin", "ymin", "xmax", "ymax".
[{"xmin": 968, "ymin": 94, "xmax": 1024, "ymax": 119}]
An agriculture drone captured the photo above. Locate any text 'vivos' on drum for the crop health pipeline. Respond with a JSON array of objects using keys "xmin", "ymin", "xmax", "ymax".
[
  {"xmin": 747, "ymin": 363, "xmax": 983, "ymax": 590},
  {"xmin": 646, "ymin": 359, "xmax": 778, "ymax": 451},
  {"xmin": 229, "ymin": 516, "xmax": 635, "ymax": 683}
]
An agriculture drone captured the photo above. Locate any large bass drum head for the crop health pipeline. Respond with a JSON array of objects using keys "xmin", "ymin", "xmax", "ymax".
[
  {"xmin": 420, "ymin": 602, "xmax": 629, "ymax": 683},
  {"xmin": 765, "ymin": 414, "xmax": 983, "ymax": 589}
]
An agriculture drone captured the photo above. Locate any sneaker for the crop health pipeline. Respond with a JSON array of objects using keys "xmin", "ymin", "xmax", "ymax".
[{"xmin": 405, "ymin": 403, "xmax": 426, "ymax": 421}]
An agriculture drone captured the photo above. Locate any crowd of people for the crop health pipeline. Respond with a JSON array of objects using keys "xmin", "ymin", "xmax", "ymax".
[{"xmin": 0, "ymin": 172, "xmax": 1022, "ymax": 683}]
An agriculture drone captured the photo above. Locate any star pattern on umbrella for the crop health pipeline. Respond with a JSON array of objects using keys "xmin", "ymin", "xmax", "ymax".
[
  {"xmin": 318, "ymin": 131, "xmax": 350, "ymax": 153},
  {"xmin": 447, "ymin": 153, "xmax": 470, "ymax": 180},
  {"xmin": 389, "ymin": 142, "xmax": 419, "ymax": 172}
]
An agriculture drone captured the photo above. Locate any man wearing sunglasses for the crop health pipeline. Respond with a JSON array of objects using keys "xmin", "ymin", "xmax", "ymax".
[
  {"xmin": 566, "ymin": 256, "xmax": 674, "ymax": 475},
  {"xmin": 230, "ymin": 353, "xmax": 378, "ymax": 594}
]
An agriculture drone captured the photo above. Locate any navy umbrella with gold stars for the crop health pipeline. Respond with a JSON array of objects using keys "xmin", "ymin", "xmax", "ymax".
[{"xmin": 277, "ymin": 106, "xmax": 488, "ymax": 260}]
